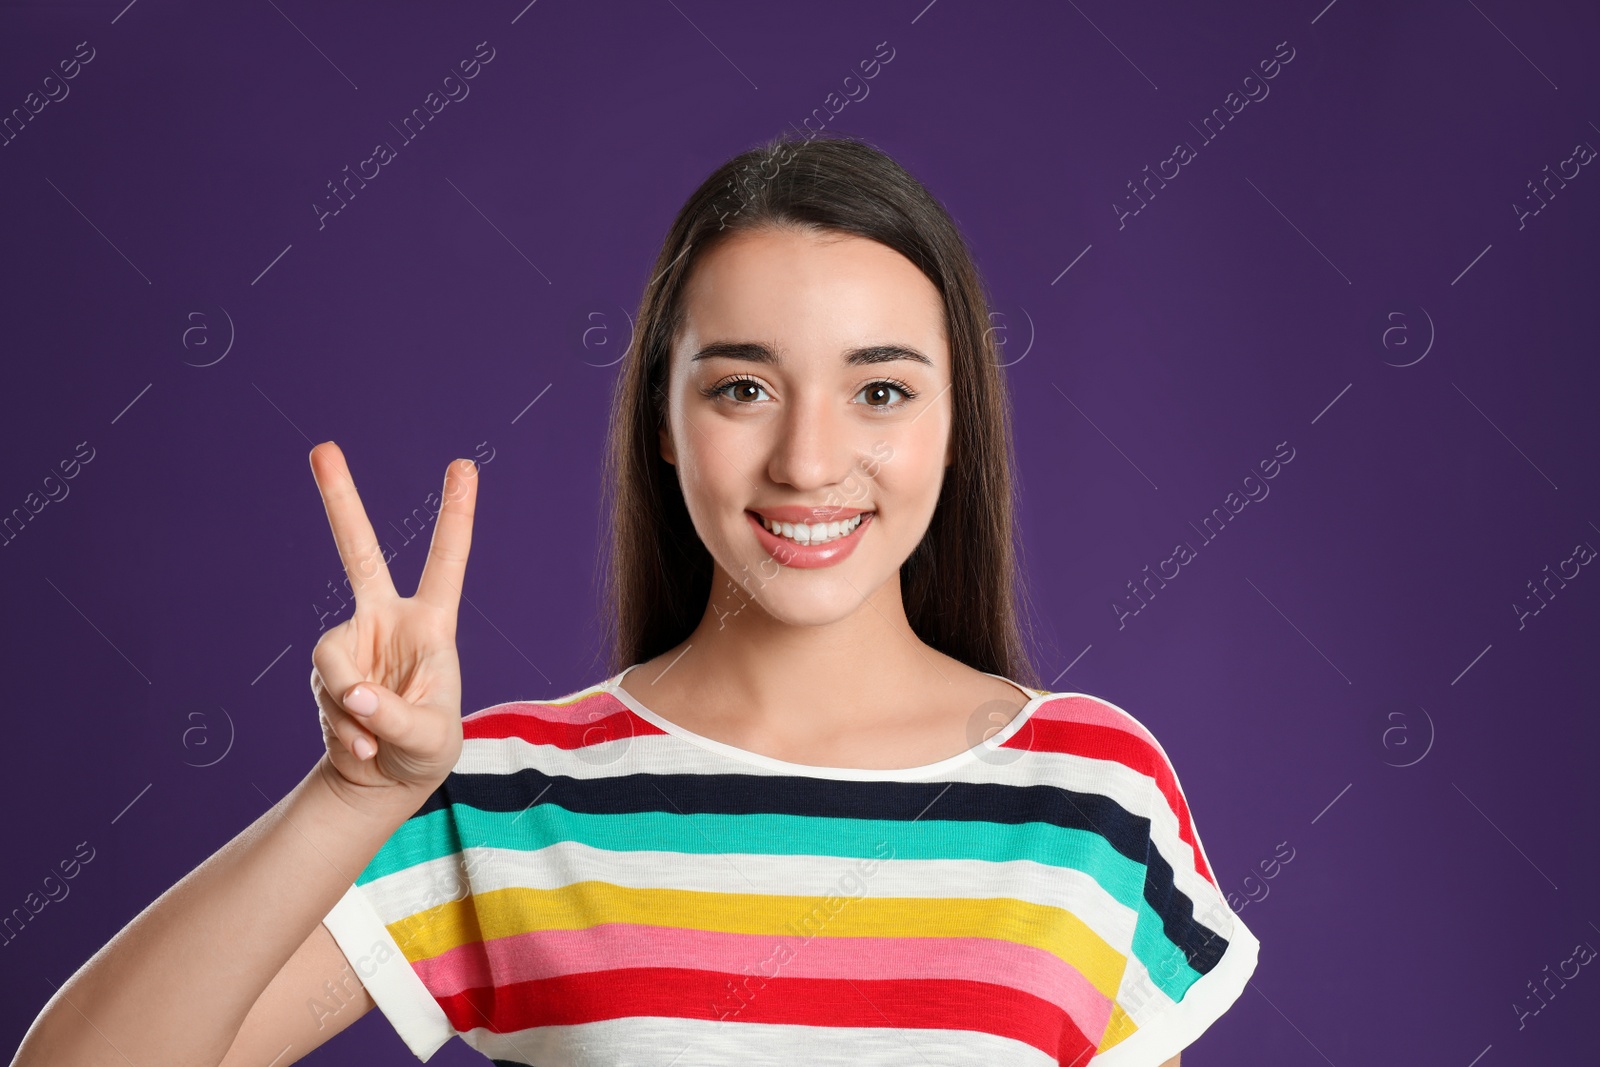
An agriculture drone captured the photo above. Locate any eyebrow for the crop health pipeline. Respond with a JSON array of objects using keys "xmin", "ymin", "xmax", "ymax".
[{"xmin": 689, "ymin": 341, "xmax": 934, "ymax": 368}]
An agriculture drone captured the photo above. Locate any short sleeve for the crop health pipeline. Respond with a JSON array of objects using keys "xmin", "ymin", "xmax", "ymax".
[
  {"xmin": 320, "ymin": 773, "xmax": 482, "ymax": 1061},
  {"xmin": 1090, "ymin": 732, "xmax": 1259, "ymax": 1064}
]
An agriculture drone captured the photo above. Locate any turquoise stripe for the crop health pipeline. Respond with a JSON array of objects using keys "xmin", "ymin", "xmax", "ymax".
[
  {"xmin": 360, "ymin": 804, "xmax": 1147, "ymax": 895},
  {"xmin": 358, "ymin": 802, "xmax": 1208, "ymax": 996},
  {"xmin": 1132, "ymin": 915, "xmax": 1207, "ymax": 1000}
]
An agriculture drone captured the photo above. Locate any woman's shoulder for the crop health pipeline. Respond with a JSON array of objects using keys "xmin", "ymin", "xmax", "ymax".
[
  {"xmin": 1018, "ymin": 686, "xmax": 1170, "ymax": 756},
  {"xmin": 456, "ymin": 676, "xmax": 635, "ymax": 750},
  {"xmin": 1012, "ymin": 688, "xmax": 1215, "ymax": 848},
  {"xmin": 1022, "ymin": 685, "xmax": 1224, "ymax": 799},
  {"xmin": 462, "ymin": 677, "xmax": 620, "ymax": 721}
]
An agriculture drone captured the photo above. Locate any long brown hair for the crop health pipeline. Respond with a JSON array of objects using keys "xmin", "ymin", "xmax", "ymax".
[{"xmin": 596, "ymin": 131, "xmax": 1039, "ymax": 689}]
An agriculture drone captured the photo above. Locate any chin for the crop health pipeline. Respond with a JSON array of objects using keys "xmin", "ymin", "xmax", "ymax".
[{"xmin": 746, "ymin": 580, "xmax": 887, "ymax": 628}]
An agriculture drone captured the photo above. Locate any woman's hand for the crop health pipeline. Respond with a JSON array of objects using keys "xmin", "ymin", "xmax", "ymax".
[{"xmin": 306, "ymin": 441, "xmax": 478, "ymax": 808}]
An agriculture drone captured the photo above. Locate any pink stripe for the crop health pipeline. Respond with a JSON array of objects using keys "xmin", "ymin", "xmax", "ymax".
[
  {"xmin": 412, "ymin": 923, "xmax": 1114, "ymax": 1035},
  {"xmin": 1030, "ymin": 694, "xmax": 1158, "ymax": 747},
  {"xmin": 464, "ymin": 691, "xmax": 621, "ymax": 726}
]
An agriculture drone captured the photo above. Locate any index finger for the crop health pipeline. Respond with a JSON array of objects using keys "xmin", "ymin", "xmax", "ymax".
[
  {"xmin": 309, "ymin": 441, "xmax": 398, "ymax": 604},
  {"xmin": 415, "ymin": 456, "xmax": 479, "ymax": 615}
]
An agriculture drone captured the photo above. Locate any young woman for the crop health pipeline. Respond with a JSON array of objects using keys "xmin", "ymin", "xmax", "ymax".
[{"xmin": 15, "ymin": 134, "xmax": 1256, "ymax": 1066}]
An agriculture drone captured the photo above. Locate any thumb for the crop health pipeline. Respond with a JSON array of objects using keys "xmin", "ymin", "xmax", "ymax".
[{"xmin": 340, "ymin": 680, "xmax": 422, "ymax": 751}]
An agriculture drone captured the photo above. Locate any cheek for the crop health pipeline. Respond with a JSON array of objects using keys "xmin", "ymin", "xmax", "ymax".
[
  {"xmin": 882, "ymin": 421, "xmax": 948, "ymax": 497},
  {"xmin": 881, "ymin": 462, "xmax": 941, "ymax": 515},
  {"xmin": 869, "ymin": 434, "xmax": 947, "ymax": 538},
  {"xmin": 675, "ymin": 416, "xmax": 755, "ymax": 515}
]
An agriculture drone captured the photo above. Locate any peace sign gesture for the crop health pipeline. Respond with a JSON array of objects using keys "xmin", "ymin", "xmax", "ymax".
[{"xmin": 307, "ymin": 441, "xmax": 477, "ymax": 806}]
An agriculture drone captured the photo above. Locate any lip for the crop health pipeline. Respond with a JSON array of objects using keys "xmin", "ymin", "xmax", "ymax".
[
  {"xmin": 747, "ymin": 509, "xmax": 873, "ymax": 569},
  {"xmin": 748, "ymin": 504, "xmax": 869, "ymax": 524}
]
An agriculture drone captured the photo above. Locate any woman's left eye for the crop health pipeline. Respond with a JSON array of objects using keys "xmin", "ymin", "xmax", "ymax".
[{"xmin": 854, "ymin": 381, "xmax": 916, "ymax": 408}]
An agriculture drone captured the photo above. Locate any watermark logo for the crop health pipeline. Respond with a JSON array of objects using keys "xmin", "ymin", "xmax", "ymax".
[
  {"xmin": 985, "ymin": 305, "xmax": 1035, "ymax": 369},
  {"xmin": 1377, "ymin": 306, "xmax": 1435, "ymax": 368},
  {"xmin": 181, "ymin": 707, "xmax": 236, "ymax": 768},
  {"xmin": 580, "ymin": 308, "xmax": 634, "ymax": 369},
  {"xmin": 180, "ymin": 308, "xmax": 236, "ymax": 368}
]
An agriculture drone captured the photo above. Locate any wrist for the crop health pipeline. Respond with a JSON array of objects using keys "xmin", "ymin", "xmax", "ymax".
[{"xmin": 309, "ymin": 753, "xmax": 439, "ymax": 825}]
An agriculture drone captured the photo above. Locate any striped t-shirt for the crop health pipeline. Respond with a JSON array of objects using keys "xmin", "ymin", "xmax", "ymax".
[{"xmin": 320, "ymin": 665, "xmax": 1259, "ymax": 1065}]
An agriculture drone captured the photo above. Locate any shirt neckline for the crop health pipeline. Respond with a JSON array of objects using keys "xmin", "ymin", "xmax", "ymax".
[{"xmin": 602, "ymin": 662, "xmax": 1052, "ymax": 781}]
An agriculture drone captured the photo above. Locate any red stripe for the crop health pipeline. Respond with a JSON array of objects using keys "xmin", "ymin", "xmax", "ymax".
[
  {"xmin": 463, "ymin": 708, "xmax": 664, "ymax": 748},
  {"xmin": 436, "ymin": 967, "xmax": 1096, "ymax": 1062},
  {"xmin": 1006, "ymin": 718, "xmax": 1215, "ymax": 885}
]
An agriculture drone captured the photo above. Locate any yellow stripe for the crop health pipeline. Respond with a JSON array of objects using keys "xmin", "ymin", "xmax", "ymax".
[
  {"xmin": 1096, "ymin": 1003, "xmax": 1138, "ymax": 1051},
  {"xmin": 390, "ymin": 881, "xmax": 1128, "ymax": 998}
]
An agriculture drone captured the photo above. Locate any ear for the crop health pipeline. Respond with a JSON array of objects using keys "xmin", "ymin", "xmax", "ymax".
[{"xmin": 659, "ymin": 420, "xmax": 676, "ymax": 466}]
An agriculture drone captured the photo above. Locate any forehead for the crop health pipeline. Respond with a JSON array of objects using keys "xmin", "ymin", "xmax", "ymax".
[{"xmin": 675, "ymin": 226, "xmax": 947, "ymax": 365}]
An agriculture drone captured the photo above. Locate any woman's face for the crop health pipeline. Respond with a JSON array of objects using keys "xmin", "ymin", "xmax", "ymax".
[{"xmin": 660, "ymin": 225, "xmax": 953, "ymax": 627}]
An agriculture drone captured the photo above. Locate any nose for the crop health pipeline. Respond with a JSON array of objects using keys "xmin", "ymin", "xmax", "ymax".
[{"xmin": 765, "ymin": 389, "xmax": 859, "ymax": 493}]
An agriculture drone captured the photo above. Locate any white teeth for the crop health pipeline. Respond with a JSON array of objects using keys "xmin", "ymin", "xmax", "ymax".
[{"xmin": 760, "ymin": 512, "xmax": 866, "ymax": 545}]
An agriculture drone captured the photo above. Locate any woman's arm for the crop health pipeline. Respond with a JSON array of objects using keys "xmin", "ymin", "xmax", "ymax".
[
  {"xmin": 216, "ymin": 907, "xmax": 376, "ymax": 1064},
  {"xmin": 12, "ymin": 445, "xmax": 475, "ymax": 1066},
  {"xmin": 10, "ymin": 757, "xmax": 427, "ymax": 1067}
]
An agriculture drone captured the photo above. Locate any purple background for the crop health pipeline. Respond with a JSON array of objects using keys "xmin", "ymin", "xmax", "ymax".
[{"xmin": 3, "ymin": 0, "xmax": 1596, "ymax": 1063}]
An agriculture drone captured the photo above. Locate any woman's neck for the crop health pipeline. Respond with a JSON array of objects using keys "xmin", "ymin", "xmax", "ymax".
[{"xmin": 617, "ymin": 566, "xmax": 1026, "ymax": 767}]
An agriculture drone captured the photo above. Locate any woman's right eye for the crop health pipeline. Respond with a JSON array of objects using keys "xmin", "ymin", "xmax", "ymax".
[{"xmin": 707, "ymin": 378, "xmax": 770, "ymax": 403}]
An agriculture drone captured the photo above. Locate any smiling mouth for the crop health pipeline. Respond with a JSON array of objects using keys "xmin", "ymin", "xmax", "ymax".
[{"xmin": 748, "ymin": 510, "xmax": 874, "ymax": 546}]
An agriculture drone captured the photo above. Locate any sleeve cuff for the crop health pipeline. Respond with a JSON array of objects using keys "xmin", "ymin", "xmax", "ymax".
[
  {"xmin": 321, "ymin": 882, "xmax": 458, "ymax": 1061},
  {"xmin": 1093, "ymin": 910, "xmax": 1261, "ymax": 1066}
]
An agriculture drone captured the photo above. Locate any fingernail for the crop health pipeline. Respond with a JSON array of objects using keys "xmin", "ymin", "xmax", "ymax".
[
  {"xmin": 353, "ymin": 736, "xmax": 375, "ymax": 760},
  {"xmin": 345, "ymin": 685, "xmax": 378, "ymax": 716}
]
